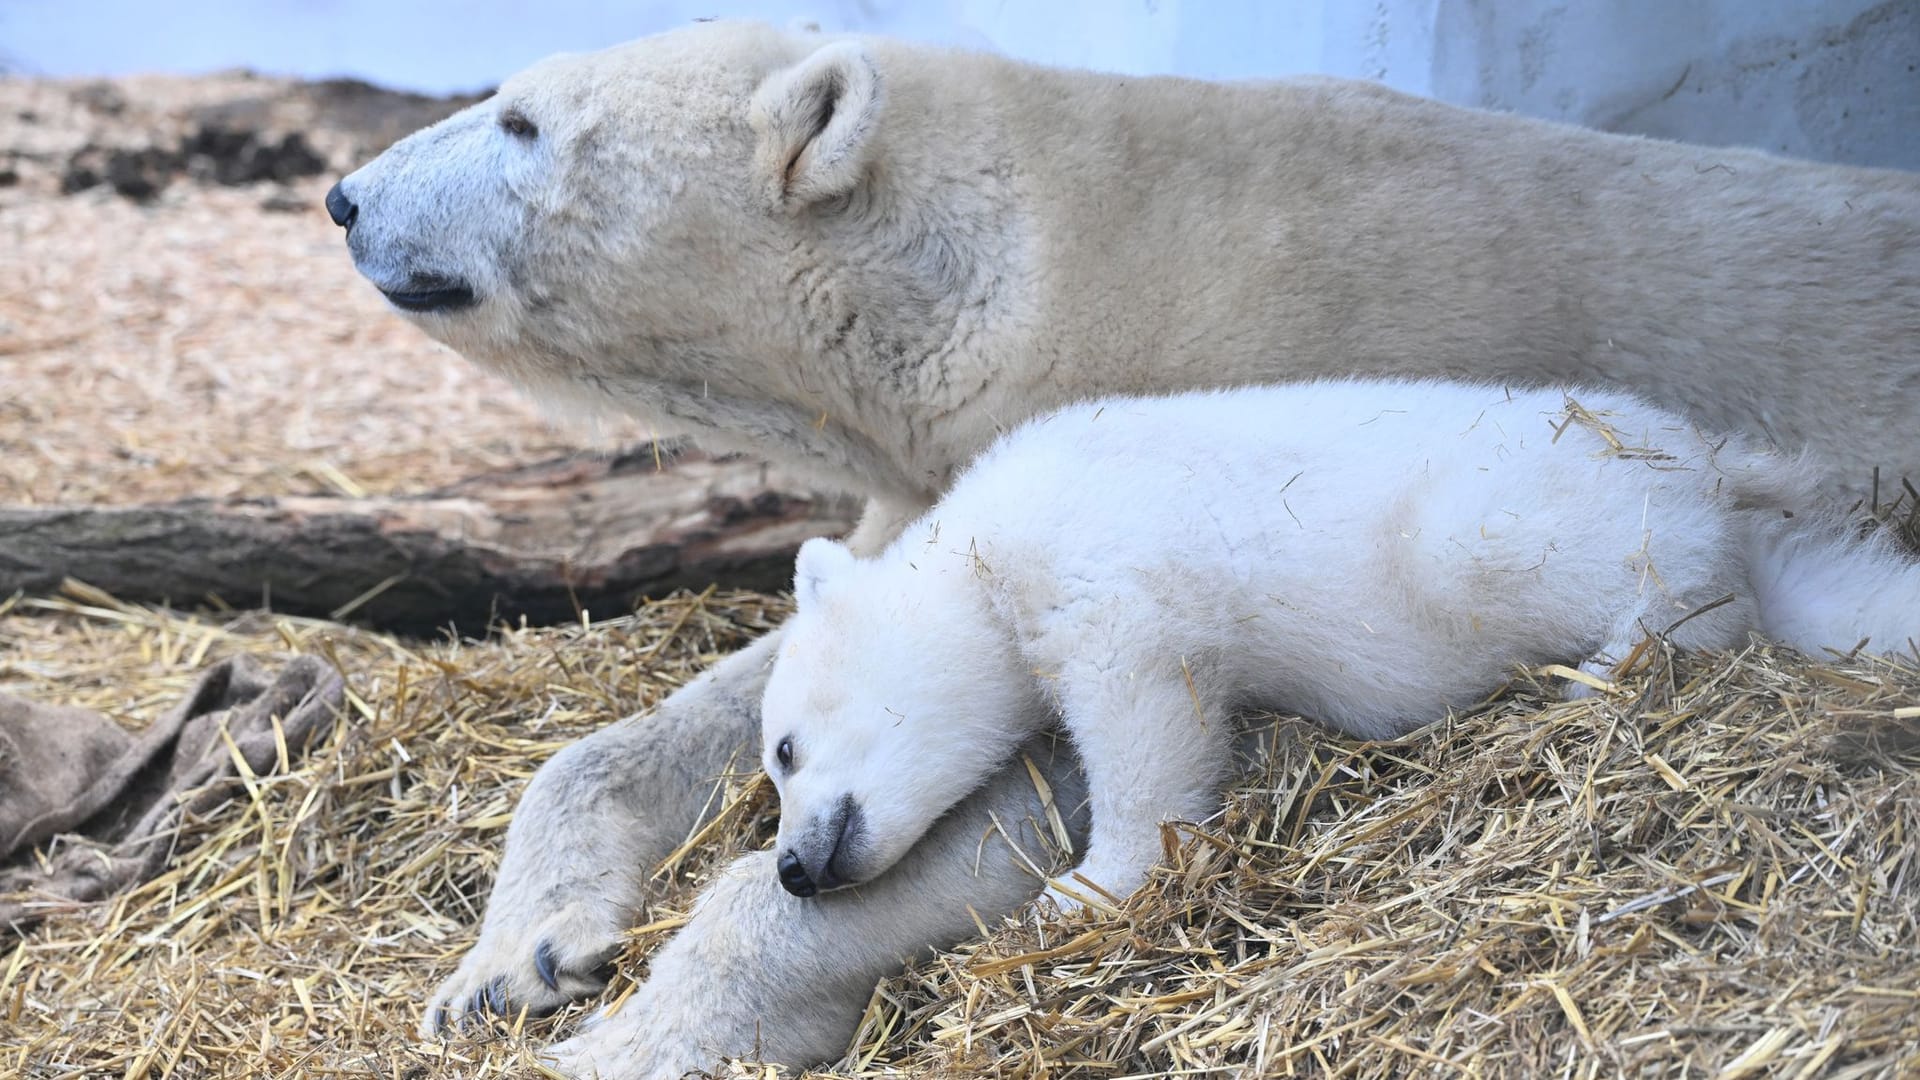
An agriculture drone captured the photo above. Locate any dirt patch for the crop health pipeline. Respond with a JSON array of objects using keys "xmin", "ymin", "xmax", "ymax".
[{"xmin": 4, "ymin": 71, "xmax": 484, "ymax": 200}]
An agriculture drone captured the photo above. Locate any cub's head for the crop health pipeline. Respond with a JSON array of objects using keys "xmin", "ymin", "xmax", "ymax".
[
  {"xmin": 761, "ymin": 538, "xmax": 1031, "ymax": 898},
  {"xmin": 324, "ymin": 19, "xmax": 901, "ymax": 421}
]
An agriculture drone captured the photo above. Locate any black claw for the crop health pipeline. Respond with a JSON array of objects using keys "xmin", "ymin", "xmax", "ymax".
[
  {"xmin": 590, "ymin": 955, "xmax": 618, "ymax": 986},
  {"xmin": 534, "ymin": 940, "xmax": 561, "ymax": 992},
  {"xmin": 428, "ymin": 1004, "xmax": 447, "ymax": 1035},
  {"xmin": 468, "ymin": 986, "xmax": 490, "ymax": 1018},
  {"xmin": 485, "ymin": 976, "xmax": 508, "ymax": 1016}
]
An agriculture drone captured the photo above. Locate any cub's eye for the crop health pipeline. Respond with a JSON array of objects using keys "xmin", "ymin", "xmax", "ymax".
[
  {"xmin": 499, "ymin": 108, "xmax": 537, "ymax": 139},
  {"xmin": 775, "ymin": 736, "xmax": 794, "ymax": 771}
]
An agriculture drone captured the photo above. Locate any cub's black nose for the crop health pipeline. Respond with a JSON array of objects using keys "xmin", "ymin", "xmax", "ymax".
[
  {"xmin": 777, "ymin": 850, "xmax": 817, "ymax": 897},
  {"xmin": 324, "ymin": 181, "xmax": 357, "ymax": 229}
]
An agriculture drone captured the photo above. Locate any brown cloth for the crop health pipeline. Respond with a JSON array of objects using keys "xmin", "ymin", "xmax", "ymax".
[{"xmin": 0, "ymin": 654, "xmax": 345, "ymax": 934}]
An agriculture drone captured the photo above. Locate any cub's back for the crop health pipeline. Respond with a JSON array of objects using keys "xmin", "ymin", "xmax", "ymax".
[{"xmin": 943, "ymin": 380, "xmax": 1731, "ymax": 553}]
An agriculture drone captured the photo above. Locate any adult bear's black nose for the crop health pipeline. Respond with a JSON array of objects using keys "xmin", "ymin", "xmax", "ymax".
[
  {"xmin": 324, "ymin": 181, "xmax": 357, "ymax": 229},
  {"xmin": 777, "ymin": 850, "xmax": 817, "ymax": 897}
]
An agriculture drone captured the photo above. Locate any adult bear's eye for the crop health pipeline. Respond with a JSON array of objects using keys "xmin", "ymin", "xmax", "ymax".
[
  {"xmin": 776, "ymin": 737, "xmax": 794, "ymax": 771},
  {"xmin": 499, "ymin": 108, "xmax": 538, "ymax": 139}
]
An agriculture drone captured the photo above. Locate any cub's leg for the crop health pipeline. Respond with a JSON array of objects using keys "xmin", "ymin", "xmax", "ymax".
[
  {"xmin": 1044, "ymin": 659, "xmax": 1235, "ymax": 910},
  {"xmin": 1570, "ymin": 545, "xmax": 1755, "ymax": 698}
]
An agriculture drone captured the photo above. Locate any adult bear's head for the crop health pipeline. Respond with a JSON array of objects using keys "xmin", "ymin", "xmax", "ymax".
[{"xmin": 326, "ymin": 20, "xmax": 1018, "ymax": 498}]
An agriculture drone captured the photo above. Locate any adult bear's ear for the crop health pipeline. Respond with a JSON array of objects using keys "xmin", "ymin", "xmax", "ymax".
[
  {"xmin": 794, "ymin": 537, "xmax": 857, "ymax": 606},
  {"xmin": 750, "ymin": 41, "xmax": 882, "ymax": 210}
]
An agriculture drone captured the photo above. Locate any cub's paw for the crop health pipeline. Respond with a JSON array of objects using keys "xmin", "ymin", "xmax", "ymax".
[
  {"xmin": 1037, "ymin": 884, "xmax": 1089, "ymax": 916},
  {"xmin": 1037, "ymin": 862, "xmax": 1138, "ymax": 917},
  {"xmin": 420, "ymin": 901, "xmax": 624, "ymax": 1037},
  {"xmin": 1563, "ymin": 656, "xmax": 1628, "ymax": 701},
  {"xmin": 1562, "ymin": 680, "xmax": 1602, "ymax": 702}
]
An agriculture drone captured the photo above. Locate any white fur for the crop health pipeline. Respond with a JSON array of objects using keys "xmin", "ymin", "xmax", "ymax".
[
  {"xmin": 1746, "ymin": 518, "xmax": 1920, "ymax": 655},
  {"xmin": 337, "ymin": 21, "xmax": 1920, "ymax": 513},
  {"xmin": 762, "ymin": 381, "xmax": 1919, "ymax": 907},
  {"xmin": 333, "ymin": 18, "xmax": 1920, "ymax": 1074}
]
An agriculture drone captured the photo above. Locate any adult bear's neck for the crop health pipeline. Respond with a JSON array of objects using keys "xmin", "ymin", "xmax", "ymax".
[
  {"xmin": 971, "ymin": 68, "xmax": 1444, "ymax": 392},
  {"xmin": 902, "ymin": 61, "xmax": 1621, "ymax": 471},
  {"xmin": 855, "ymin": 61, "xmax": 1443, "ymax": 486},
  {"xmin": 822, "ymin": 49, "xmax": 1589, "ymax": 492}
]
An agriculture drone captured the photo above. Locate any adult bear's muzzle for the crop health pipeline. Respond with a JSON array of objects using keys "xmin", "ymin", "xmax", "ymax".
[
  {"xmin": 324, "ymin": 180, "xmax": 357, "ymax": 230},
  {"xmin": 324, "ymin": 172, "xmax": 482, "ymax": 316},
  {"xmin": 373, "ymin": 273, "xmax": 479, "ymax": 314}
]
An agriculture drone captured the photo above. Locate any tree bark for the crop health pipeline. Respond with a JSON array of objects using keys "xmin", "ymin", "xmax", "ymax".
[{"xmin": 0, "ymin": 448, "xmax": 857, "ymax": 635}]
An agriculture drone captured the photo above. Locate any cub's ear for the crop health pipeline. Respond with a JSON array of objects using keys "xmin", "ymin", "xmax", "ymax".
[
  {"xmin": 794, "ymin": 537, "xmax": 857, "ymax": 606},
  {"xmin": 750, "ymin": 41, "xmax": 882, "ymax": 210}
]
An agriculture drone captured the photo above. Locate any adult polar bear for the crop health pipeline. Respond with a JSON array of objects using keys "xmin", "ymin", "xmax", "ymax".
[{"xmin": 326, "ymin": 18, "xmax": 1919, "ymax": 1076}]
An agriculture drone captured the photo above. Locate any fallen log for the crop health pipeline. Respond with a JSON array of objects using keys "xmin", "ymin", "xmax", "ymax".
[{"xmin": 0, "ymin": 447, "xmax": 859, "ymax": 635}]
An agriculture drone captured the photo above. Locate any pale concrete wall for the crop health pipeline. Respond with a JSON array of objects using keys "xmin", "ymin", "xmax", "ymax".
[
  {"xmin": 949, "ymin": 0, "xmax": 1917, "ymax": 170},
  {"xmin": 5, "ymin": 0, "xmax": 1912, "ymax": 169},
  {"xmin": 1428, "ymin": 0, "xmax": 1918, "ymax": 170}
]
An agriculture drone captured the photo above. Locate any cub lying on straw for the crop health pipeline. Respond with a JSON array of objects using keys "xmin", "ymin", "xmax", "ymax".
[{"xmin": 760, "ymin": 380, "xmax": 1920, "ymax": 908}]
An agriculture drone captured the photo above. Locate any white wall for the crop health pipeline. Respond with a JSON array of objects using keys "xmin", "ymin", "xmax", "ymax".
[
  {"xmin": 1428, "ymin": 0, "xmax": 1917, "ymax": 169},
  {"xmin": 2, "ymin": 0, "xmax": 1912, "ymax": 169},
  {"xmin": 947, "ymin": 0, "xmax": 1917, "ymax": 169}
]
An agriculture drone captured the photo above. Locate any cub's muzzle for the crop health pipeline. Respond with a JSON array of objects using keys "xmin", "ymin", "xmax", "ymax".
[
  {"xmin": 777, "ymin": 794, "xmax": 865, "ymax": 898},
  {"xmin": 777, "ymin": 849, "xmax": 825, "ymax": 897}
]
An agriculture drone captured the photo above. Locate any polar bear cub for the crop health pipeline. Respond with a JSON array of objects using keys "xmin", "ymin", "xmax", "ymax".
[{"xmin": 759, "ymin": 380, "xmax": 1918, "ymax": 907}]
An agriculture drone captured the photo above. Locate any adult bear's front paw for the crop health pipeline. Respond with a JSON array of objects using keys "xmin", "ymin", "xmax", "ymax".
[
  {"xmin": 541, "ymin": 1002, "xmax": 732, "ymax": 1080},
  {"xmin": 533, "ymin": 849, "xmax": 868, "ymax": 1080},
  {"xmin": 418, "ymin": 632, "xmax": 790, "ymax": 1039},
  {"xmin": 421, "ymin": 897, "xmax": 626, "ymax": 1035},
  {"xmin": 541, "ymin": 1008, "xmax": 663, "ymax": 1080},
  {"xmin": 416, "ymin": 731, "xmax": 659, "ymax": 1037}
]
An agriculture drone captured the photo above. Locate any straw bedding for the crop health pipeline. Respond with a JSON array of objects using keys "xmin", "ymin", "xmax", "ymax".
[
  {"xmin": 3, "ymin": 74, "xmax": 1917, "ymax": 1079},
  {"xmin": 0, "ymin": 586, "xmax": 787, "ymax": 1078},
  {"xmin": 4, "ymin": 588, "xmax": 1916, "ymax": 1078}
]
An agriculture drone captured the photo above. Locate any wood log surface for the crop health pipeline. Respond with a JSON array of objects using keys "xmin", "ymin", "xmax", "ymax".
[{"xmin": 0, "ymin": 447, "xmax": 858, "ymax": 634}]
